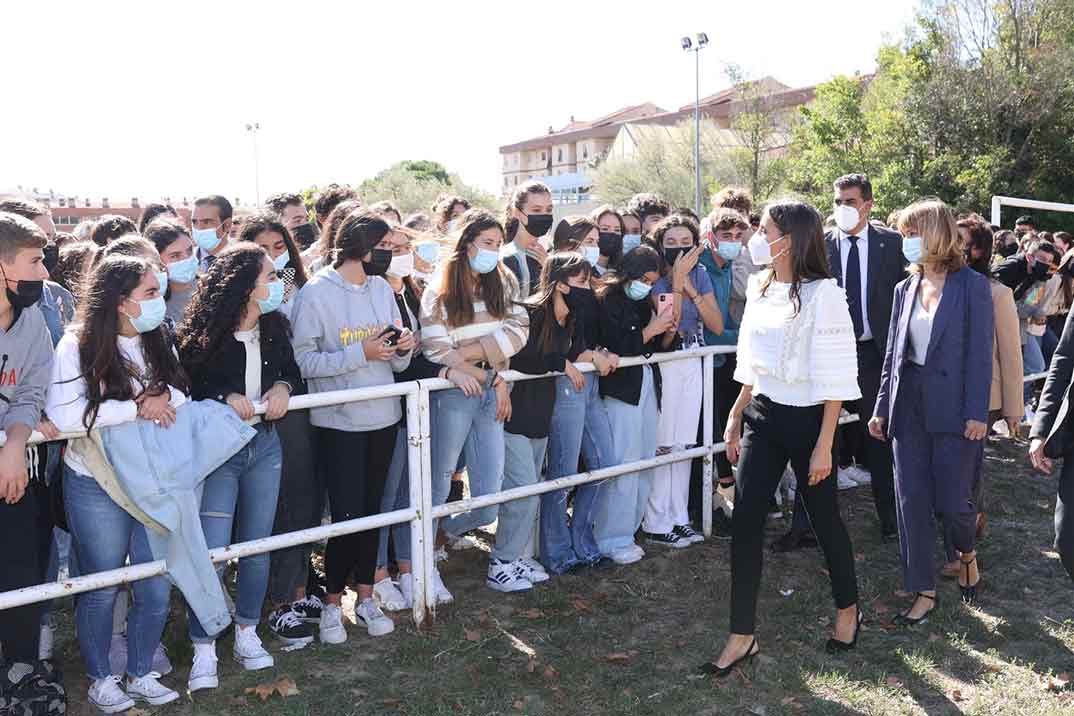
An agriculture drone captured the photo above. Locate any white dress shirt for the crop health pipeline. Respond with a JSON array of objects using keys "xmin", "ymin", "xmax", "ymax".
[
  {"xmin": 233, "ymin": 328, "xmax": 262, "ymax": 401},
  {"xmin": 907, "ymin": 294, "xmax": 937, "ymax": 366},
  {"xmin": 839, "ymin": 226, "xmax": 872, "ymax": 341}
]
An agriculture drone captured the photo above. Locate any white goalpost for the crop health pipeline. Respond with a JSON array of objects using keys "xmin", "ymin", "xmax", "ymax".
[{"xmin": 990, "ymin": 195, "xmax": 1074, "ymax": 228}]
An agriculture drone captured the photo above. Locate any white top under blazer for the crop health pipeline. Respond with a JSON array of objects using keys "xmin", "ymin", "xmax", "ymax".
[{"xmin": 734, "ymin": 272, "xmax": 863, "ymax": 406}]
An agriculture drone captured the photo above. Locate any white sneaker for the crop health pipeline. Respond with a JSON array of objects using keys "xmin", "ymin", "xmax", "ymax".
[
  {"xmin": 188, "ymin": 642, "xmax": 219, "ymax": 692},
  {"xmin": 518, "ymin": 557, "xmax": 550, "ymax": 583},
  {"xmin": 608, "ymin": 546, "xmax": 643, "ymax": 565},
  {"xmin": 107, "ymin": 634, "xmax": 127, "ymax": 677},
  {"xmin": 432, "ymin": 568, "xmax": 454, "ymax": 605},
  {"xmin": 398, "ymin": 573, "xmax": 415, "ymax": 609},
  {"xmin": 233, "ymin": 626, "xmax": 274, "ymax": 671},
  {"xmin": 38, "ymin": 623, "xmax": 53, "ymax": 661},
  {"xmin": 715, "ymin": 486, "xmax": 735, "ymax": 519},
  {"xmin": 836, "ymin": 469, "xmax": 857, "ymax": 491},
  {"xmin": 626, "ymin": 543, "xmax": 645, "ymax": 559},
  {"xmin": 486, "ymin": 559, "xmax": 533, "ymax": 593},
  {"xmin": 844, "ymin": 465, "xmax": 872, "ymax": 486},
  {"xmin": 1024, "ymin": 404, "xmax": 1036, "ymax": 426},
  {"xmin": 127, "ymin": 671, "xmax": 179, "ymax": 706},
  {"xmin": 152, "ymin": 643, "xmax": 173, "ymax": 676},
  {"xmin": 992, "ymin": 419, "xmax": 1011, "ymax": 437},
  {"xmin": 373, "ymin": 578, "xmax": 409, "ymax": 612},
  {"xmin": 355, "ymin": 598, "xmax": 396, "ymax": 637},
  {"xmin": 434, "ymin": 546, "xmax": 449, "ymax": 563},
  {"xmin": 319, "ymin": 603, "xmax": 348, "ymax": 644},
  {"xmin": 88, "ymin": 675, "xmax": 135, "ymax": 714}
]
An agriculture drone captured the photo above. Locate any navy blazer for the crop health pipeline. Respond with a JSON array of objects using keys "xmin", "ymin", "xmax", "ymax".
[
  {"xmin": 873, "ymin": 267, "xmax": 994, "ymax": 435},
  {"xmin": 825, "ymin": 224, "xmax": 906, "ymax": 355}
]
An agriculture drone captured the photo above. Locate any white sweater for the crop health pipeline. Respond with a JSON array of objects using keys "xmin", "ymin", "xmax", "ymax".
[{"xmin": 734, "ymin": 273, "xmax": 862, "ymax": 406}]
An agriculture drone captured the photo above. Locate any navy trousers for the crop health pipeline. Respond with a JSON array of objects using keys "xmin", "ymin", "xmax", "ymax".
[{"xmin": 891, "ymin": 363, "xmax": 981, "ymax": 593}]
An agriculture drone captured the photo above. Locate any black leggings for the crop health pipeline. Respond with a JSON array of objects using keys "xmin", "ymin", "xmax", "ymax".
[
  {"xmin": 318, "ymin": 423, "xmax": 399, "ymax": 592},
  {"xmin": 730, "ymin": 396, "xmax": 858, "ymax": 634},
  {"xmin": 0, "ymin": 453, "xmax": 50, "ymax": 662}
]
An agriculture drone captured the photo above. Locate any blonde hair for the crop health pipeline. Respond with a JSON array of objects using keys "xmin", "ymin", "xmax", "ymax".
[{"xmin": 897, "ymin": 198, "xmax": 965, "ymax": 274}]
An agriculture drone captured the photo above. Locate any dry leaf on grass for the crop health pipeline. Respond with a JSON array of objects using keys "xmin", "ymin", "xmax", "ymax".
[
  {"xmin": 571, "ymin": 597, "xmax": 592, "ymax": 612},
  {"xmin": 605, "ymin": 650, "xmax": 640, "ymax": 663},
  {"xmin": 1046, "ymin": 672, "xmax": 1072, "ymax": 692},
  {"xmin": 543, "ymin": 665, "xmax": 560, "ymax": 680},
  {"xmin": 518, "ymin": 608, "xmax": 545, "ymax": 619},
  {"xmin": 464, "ymin": 628, "xmax": 481, "ymax": 642},
  {"xmin": 245, "ymin": 677, "xmax": 301, "ymax": 702},
  {"xmin": 886, "ymin": 676, "xmax": 904, "ymax": 689},
  {"xmin": 928, "ymin": 632, "xmax": 941, "ymax": 643},
  {"xmin": 127, "ymin": 709, "xmax": 151, "ymax": 716},
  {"xmin": 950, "ymin": 689, "xmax": 965, "ymax": 702},
  {"xmin": 245, "ymin": 682, "xmax": 276, "ymax": 702},
  {"xmin": 513, "ymin": 699, "xmax": 525, "ymax": 710}
]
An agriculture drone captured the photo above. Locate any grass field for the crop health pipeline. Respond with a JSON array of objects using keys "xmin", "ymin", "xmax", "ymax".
[{"xmin": 53, "ymin": 434, "xmax": 1074, "ymax": 716}]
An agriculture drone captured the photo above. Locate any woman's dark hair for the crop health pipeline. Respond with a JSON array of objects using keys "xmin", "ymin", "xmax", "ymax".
[
  {"xmin": 369, "ymin": 200, "xmax": 402, "ymax": 225},
  {"xmin": 652, "ymin": 214, "xmax": 700, "ymax": 272},
  {"xmin": 333, "ymin": 209, "xmax": 392, "ymax": 269},
  {"xmin": 313, "ymin": 184, "xmax": 360, "ymax": 226},
  {"xmin": 143, "ymin": 217, "xmax": 190, "ymax": 257},
  {"xmin": 590, "ymin": 205, "xmax": 626, "ymax": 268},
  {"xmin": 138, "ymin": 202, "xmax": 178, "ymax": 233},
  {"xmin": 89, "ymin": 214, "xmax": 139, "ymax": 247},
  {"xmin": 527, "ymin": 251, "xmax": 589, "ymax": 354},
  {"xmin": 626, "ymin": 193, "xmax": 670, "ymax": 225},
  {"xmin": 1054, "ymin": 231, "xmax": 1073, "ymax": 254},
  {"xmin": 54, "ymin": 241, "xmax": 98, "ymax": 300},
  {"xmin": 73, "ymin": 255, "xmax": 189, "ymax": 429},
  {"xmin": 94, "ymin": 235, "xmax": 161, "ymax": 267},
  {"xmin": 551, "ymin": 216, "xmax": 597, "ymax": 252},
  {"xmin": 312, "ymin": 198, "xmax": 362, "ymax": 262},
  {"xmin": 177, "ymin": 244, "xmax": 290, "ymax": 379},
  {"xmin": 759, "ymin": 200, "xmax": 831, "ymax": 314},
  {"xmin": 404, "ymin": 212, "xmax": 433, "ymax": 232},
  {"xmin": 239, "ymin": 211, "xmax": 308, "ymax": 287},
  {"xmin": 433, "ymin": 195, "xmax": 471, "ymax": 232},
  {"xmin": 957, "ymin": 214, "xmax": 994, "ymax": 276},
  {"xmin": 673, "ymin": 207, "xmax": 700, "ymax": 225},
  {"xmin": 598, "ymin": 244, "xmax": 661, "ymax": 299},
  {"xmin": 504, "ymin": 181, "xmax": 552, "ymax": 242},
  {"xmin": 437, "ymin": 208, "xmax": 510, "ymax": 327}
]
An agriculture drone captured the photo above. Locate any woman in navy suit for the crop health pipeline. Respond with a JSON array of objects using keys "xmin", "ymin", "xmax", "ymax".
[{"xmin": 869, "ymin": 199, "xmax": 994, "ymax": 624}]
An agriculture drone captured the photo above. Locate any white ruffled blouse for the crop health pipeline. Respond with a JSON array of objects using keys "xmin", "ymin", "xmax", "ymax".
[{"xmin": 733, "ymin": 272, "xmax": 862, "ymax": 406}]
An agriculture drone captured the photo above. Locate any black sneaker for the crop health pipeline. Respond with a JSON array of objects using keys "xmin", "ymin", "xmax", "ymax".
[
  {"xmin": 770, "ymin": 530, "xmax": 818, "ymax": 553},
  {"xmin": 674, "ymin": 524, "xmax": 705, "ymax": 544},
  {"xmin": 291, "ymin": 593, "xmax": 324, "ymax": 623},
  {"xmin": 710, "ymin": 510, "xmax": 734, "ymax": 540},
  {"xmin": 0, "ymin": 660, "xmax": 66, "ymax": 716},
  {"xmin": 268, "ymin": 606, "xmax": 315, "ymax": 645},
  {"xmin": 447, "ymin": 480, "xmax": 465, "ymax": 503},
  {"xmin": 644, "ymin": 531, "xmax": 689, "ymax": 549}
]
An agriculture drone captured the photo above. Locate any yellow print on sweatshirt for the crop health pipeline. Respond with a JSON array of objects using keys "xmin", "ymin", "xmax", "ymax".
[{"xmin": 339, "ymin": 325, "xmax": 382, "ymax": 346}]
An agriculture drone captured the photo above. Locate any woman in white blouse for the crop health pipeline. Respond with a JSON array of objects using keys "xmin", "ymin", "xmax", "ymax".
[{"xmin": 701, "ymin": 200, "xmax": 863, "ymax": 677}]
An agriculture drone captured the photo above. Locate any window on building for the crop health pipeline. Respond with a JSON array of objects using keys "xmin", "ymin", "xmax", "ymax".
[
  {"xmin": 540, "ymin": 151, "xmax": 546, "ymax": 161},
  {"xmin": 557, "ymin": 148, "xmax": 563, "ymax": 162},
  {"xmin": 582, "ymin": 144, "xmax": 589, "ymax": 160}
]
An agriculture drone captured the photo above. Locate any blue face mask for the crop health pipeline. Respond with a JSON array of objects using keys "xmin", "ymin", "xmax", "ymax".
[
  {"xmin": 415, "ymin": 242, "xmax": 439, "ymax": 265},
  {"xmin": 257, "ymin": 280, "xmax": 285, "ymax": 314},
  {"xmin": 167, "ymin": 255, "xmax": 198, "ymax": 284},
  {"xmin": 124, "ymin": 295, "xmax": 167, "ymax": 333},
  {"xmin": 582, "ymin": 245, "xmax": 600, "ymax": 265},
  {"xmin": 625, "ymin": 279, "xmax": 652, "ymax": 301},
  {"xmin": 622, "ymin": 234, "xmax": 643, "ymax": 253},
  {"xmin": 716, "ymin": 241, "xmax": 742, "ymax": 262},
  {"xmin": 469, "ymin": 247, "xmax": 500, "ymax": 274},
  {"xmin": 273, "ymin": 251, "xmax": 290, "ymax": 271},
  {"xmin": 902, "ymin": 235, "xmax": 924, "ymax": 264},
  {"xmin": 192, "ymin": 227, "xmax": 222, "ymax": 253},
  {"xmin": 153, "ymin": 270, "xmax": 168, "ymax": 295}
]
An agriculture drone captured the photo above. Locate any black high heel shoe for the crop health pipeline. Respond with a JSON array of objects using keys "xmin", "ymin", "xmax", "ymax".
[
  {"xmin": 826, "ymin": 609, "xmax": 864, "ymax": 653},
  {"xmin": 892, "ymin": 592, "xmax": 936, "ymax": 627},
  {"xmin": 959, "ymin": 554, "xmax": 980, "ymax": 605},
  {"xmin": 698, "ymin": 638, "xmax": 760, "ymax": 678}
]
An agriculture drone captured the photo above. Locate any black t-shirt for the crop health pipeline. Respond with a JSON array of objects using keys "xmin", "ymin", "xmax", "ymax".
[{"xmin": 505, "ymin": 305, "xmax": 570, "ymax": 439}]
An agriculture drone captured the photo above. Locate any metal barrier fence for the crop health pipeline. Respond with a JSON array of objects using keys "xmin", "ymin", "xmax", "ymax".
[{"xmin": 0, "ymin": 345, "xmax": 1045, "ymax": 626}]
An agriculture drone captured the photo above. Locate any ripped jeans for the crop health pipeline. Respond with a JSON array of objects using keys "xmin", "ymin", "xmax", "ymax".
[{"xmin": 188, "ymin": 423, "xmax": 282, "ymax": 642}]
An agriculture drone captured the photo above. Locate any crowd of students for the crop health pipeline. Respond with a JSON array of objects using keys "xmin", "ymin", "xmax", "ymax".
[{"xmin": 0, "ymin": 175, "xmax": 1072, "ymax": 712}]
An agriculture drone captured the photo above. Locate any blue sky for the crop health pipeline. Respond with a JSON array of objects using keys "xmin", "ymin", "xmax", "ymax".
[{"xmin": 1, "ymin": 0, "xmax": 918, "ymax": 201}]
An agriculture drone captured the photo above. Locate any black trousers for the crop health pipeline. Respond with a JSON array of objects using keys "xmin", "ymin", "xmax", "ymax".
[
  {"xmin": 268, "ymin": 410, "xmax": 321, "ymax": 605},
  {"xmin": 788, "ymin": 340, "xmax": 897, "ymax": 535},
  {"xmin": 1055, "ymin": 455, "xmax": 1074, "ymax": 581},
  {"xmin": 688, "ymin": 354, "xmax": 739, "ymax": 521},
  {"xmin": 0, "ymin": 453, "xmax": 51, "ymax": 663},
  {"xmin": 319, "ymin": 423, "xmax": 399, "ymax": 592},
  {"xmin": 730, "ymin": 396, "xmax": 858, "ymax": 634}
]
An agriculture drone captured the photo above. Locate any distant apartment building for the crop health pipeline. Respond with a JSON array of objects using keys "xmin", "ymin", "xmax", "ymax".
[{"xmin": 497, "ymin": 77, "xmax": 818, "ymax": 200}]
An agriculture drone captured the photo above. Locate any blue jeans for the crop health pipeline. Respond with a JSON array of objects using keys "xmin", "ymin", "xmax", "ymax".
[
  {"xmin": 433, "ymin": 386, "xmax": 505, "ymax": 537},
  {"xmin": 64, "ymin": 465, "xmax": 171, "ymax": 679},
  {"xmin": 1024, "ymin": 335, "xmax": 1046, "ymax": 405},
  {"xmin": 189, "ymin": 424, "xmax": 282, "ymax": 641},
  {"xmin": 540, "ymin": 373, "xmax": 614, "ymax": 573},
  {"xmin": 496, "ymin": 433, "xmax": 545, "ymax": 562},
  {"xmin": 594, "ymin": 366, "xmax": 658, "ymax": 555},
  {"xmin": 377, "ymin": 427, "xmax": 412, "ymax": 566}
]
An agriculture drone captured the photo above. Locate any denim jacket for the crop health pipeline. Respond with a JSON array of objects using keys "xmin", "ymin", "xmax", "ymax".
[{"xmin": 79, "ymin": 400, "xmax": 256, "ymax": 636}]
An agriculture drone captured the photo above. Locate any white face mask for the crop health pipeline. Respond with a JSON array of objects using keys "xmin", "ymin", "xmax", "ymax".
[
  {"xmin": 747, "ymin": 231, "xmax": 786, "ymax": 266},
  {"xmin": 387, "ymin": 253, "xmax": 414, "ymax": 278},
  {"xmin": 833, "ymin": 204, "xmax": 863, "ymax": 234}
]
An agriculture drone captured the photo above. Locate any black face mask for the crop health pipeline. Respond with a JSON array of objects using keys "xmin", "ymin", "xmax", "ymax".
[
  {"xmin": 598, "ymin": 232, "xmax": 622, "ymax": 258},
  {"xmin": 1031, "ymin": 260, "xmax": 1051, "ymax": 281},
  {"xmin": 5, "ymin": 279, "xmax": 43, "ymax": 310},
  {"xmin": 564, "ymin": 286, "xmax": 595, "ymax": 313},
  {"xmin": 523, "ymin": 214, "xmax": 554, "ymax": 238},
  {"xmin": 663, "ymin": 247, "xmax": 686, "ymax": 267},
  {"xmin": 997, "ymin": 243, "xmax": 1018, "ymax": 258},
  {"xmin": 292, "ymin": 223, "xmax": 317, "ymax": 250},
  {"xmin": 362, "ymin": 248, "xmax": 394, "ymax": 277}
]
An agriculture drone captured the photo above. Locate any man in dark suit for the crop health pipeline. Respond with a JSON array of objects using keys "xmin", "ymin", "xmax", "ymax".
[{"xmin": 775, "ymin": 173, "xmax": 905, "ymax": 551}]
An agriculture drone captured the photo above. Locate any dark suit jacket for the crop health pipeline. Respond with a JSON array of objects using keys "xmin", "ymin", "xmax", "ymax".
[
  {"xmin": 873, "ymin": 267, "xmax": 994, "ymax": 435},
  {"xmin": 825, "ymin": 225, "xmax": 906, "ymax": 354},
  {"xmin": 181, "ymin": 325, "xmax": 305, "ymax": 408},
  {"xmin": 1031, "ymin": 309, "xmax": 1074, "ymax": 457}
]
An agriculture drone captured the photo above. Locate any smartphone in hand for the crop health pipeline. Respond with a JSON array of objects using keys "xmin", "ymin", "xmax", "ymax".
[{"xmin": 657, "ymin": 293, "xmax": 675, "ymax": 320}]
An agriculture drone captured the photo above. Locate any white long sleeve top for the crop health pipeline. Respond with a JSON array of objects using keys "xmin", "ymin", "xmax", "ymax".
[
  {"xmin": 734, "ymin": 272, "xmax": 862, "ymax": 406},
  {"xmin": 46, "ymin": 331, "xmax": 188, "ymax": 475}
]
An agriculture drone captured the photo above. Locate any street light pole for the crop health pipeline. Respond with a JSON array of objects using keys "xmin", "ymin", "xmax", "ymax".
[
  {"xmin": 681, "ymin": 33, "xmax": 709, "ymax": 216},
  {"xmin": 245, "ymin": 122, "xmax": 261, "ymax": 205}
]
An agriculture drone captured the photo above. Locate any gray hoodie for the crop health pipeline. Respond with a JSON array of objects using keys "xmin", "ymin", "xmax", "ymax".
[
  {"xmin": 0, "ymin": 304, "xmax": 54, "ymax": 434},
  {"xmin": 291, "ymin": 267, "xmax": 411, "ymax": 432}
]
